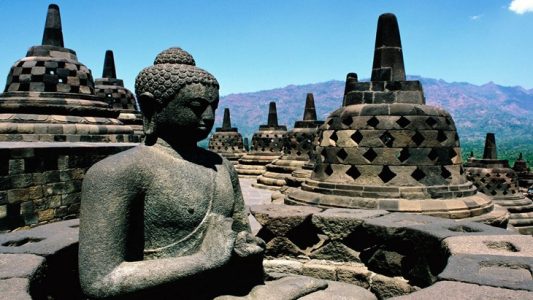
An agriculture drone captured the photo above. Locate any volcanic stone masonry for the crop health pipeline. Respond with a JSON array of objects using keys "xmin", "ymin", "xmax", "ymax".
[
  {"xmin": 0, "ymin": 5, "xmax": 139, "ymax": 143},
  {"xmin": 94, "ymin": 50, "xmax": 143, "ymax": 135},
  {"xmin": 208, "ymin": 108, "xmax": 246, "ymax": 163},
  {"xmin": 465, "ymin": 133, "xmax": 533, "ymax": 234},
  {"xmin": 0, "ymin": 5, "xmax": 139, "ymax": 230},
  {"xmin": 512, "ymin": 153, "xmax": 533, "ymax": 188},
  {"xmin": 255, "ymin": 93, "xmax": 324, "ymax": 190},
  {"xmin": 235, "ymin": 101, "xmax": 288, "ymax": 176},
  {"xmin": 284, "ymin": 13, "xmax": 508, "ymax": 225}
]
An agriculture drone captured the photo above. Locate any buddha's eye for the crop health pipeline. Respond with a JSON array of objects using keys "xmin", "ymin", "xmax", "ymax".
[{"xmin": 188, "ymin": 100, "xmax": 207, "ymax": 114}]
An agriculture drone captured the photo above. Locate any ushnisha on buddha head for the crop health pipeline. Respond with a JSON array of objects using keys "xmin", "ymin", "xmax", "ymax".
[{"xmin": 135, "ymin": 47, "xmax": 220, "ymax": 146}]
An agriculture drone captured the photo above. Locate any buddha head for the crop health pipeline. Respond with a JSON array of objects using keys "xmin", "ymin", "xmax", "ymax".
[{"xmin": 135, "ymin": 48, "xmax": 219, "ymax": 146}]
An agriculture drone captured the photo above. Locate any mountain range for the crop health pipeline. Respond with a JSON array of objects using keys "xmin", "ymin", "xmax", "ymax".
[{"xmin": 210, "ymin": 76, "xmax": 532, "ymax": 164}]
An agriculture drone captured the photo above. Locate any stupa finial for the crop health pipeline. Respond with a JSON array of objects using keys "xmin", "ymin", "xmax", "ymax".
[
  {"xmin": 42, "ymin": 4, "xmax": 64, "ymax": 47},
  {"xmin": 371, "ymin": 13, "xmax": 405, "ymax": 81},
  {"xmin": 267, "ymin": 102, "xmax": 279, "ymax": 127},
  {"xmin": 102, "ymin": 50, "xmax": 117, "ymax": 79},
  {"xmin": 483, "ymin": 133, "xmax": 498, "ymax": 159},
  {"xmin": 303, "ymin": 93, "xmax": 317, "ymax": 121},
  {"xmin": 222, "ymin": 108, "xmax": 232, "ymax": 129}
]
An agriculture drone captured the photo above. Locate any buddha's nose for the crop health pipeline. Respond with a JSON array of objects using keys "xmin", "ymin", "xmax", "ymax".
[{"xmin": 201, "ymin": 106, "xmax": 215, "ymax": 123}]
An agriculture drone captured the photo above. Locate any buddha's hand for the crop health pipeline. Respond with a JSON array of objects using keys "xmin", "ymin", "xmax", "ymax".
[
  {"xmin": 233, "ymin": 231, "xmax": 266, "ymax": 258},
  {"xmin": 200, "ymin": 214, "xmax": 237, "ymax": 268}
]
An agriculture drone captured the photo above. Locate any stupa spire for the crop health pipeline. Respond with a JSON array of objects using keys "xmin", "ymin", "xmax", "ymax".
[
  {"xmin": 42, "ymin": 4, "xmax": 64, "ymax": 47},
  {"xmin": 483, "ymin": 133, "xmax": 498, "ymax": 159},
  {"xmin": 371, "ymin": 13, "xmax": 405, "ymax": 81},
  {"xmin": 303, "ymin": 93, "xmax": 317, "ymax": 121},
  {"xmin": 102, "ymin": 50, "xmax": 117, "ymax": 79},
  {"xmin": 267, "ymin": 102, "xmax": 279, "ymax": 127},
  {"xmin": 222, "ymin": 108, "xmax": 232, "ymax": 129}
]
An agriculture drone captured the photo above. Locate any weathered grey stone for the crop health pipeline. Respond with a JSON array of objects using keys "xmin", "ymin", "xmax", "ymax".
[
  {"xmin": 439, "ymin": 254, "xmax": 533, "ymax": 291},
  {"xmin": 312, "ymin": 208, "xmax": 389, "ymax": 240},
  {"xmin": 391, "ymin": 281, "xmax": 533, "ymax": 300},
  {"xmin": 0, "ymin": 219, "xmax": 78, "ymax": 256},
  {"xmin": 215, "ymin": 275, "xmax": 328, "ymax": 300},
  {"xmin": 0, "ymin": 278, "xmax": 32, "ymax": 300},
  {"xmin": 444, "ymin": 234, "xmax": 533, "ymax": 257},
  {"xmin": 370, "ymin": 274, "xmax": 418, "ymax": 299},
  {"xmin": 251, "ymin": 204, "xmax": 322, "ymax": 236},
  {"xmin": 0, "ymin": 253, "xmax": 45, "ymax": 279},
  {"xmin": 299, "ymin": 279, "xmax": 377, "ymax": 300}
]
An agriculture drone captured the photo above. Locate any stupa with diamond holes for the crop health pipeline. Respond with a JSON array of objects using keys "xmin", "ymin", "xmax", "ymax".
[
  {"xmin": 255, "ymin": 93, "xmax": 324, "ymax": 189},
  {"xmin": 512, "ymin": 153, "xmax": 533, "ymax": 188},
  {"xmin": 208, "ymin": 108, "xmax": 245, "ymax": 163},
  {"xmin": 465, "ymin": 133, "xmax": 533, "ymax": 234},
  {"xmin": 284, "ymin": 74, "xmax": 357, "ymax": 188},
  {"xmin": 94, "ymin": 50, "xmax": 143, "ymax": 135},
  {"xmin": 0, "ymin": 5, "xmax": 138, "ymax": 143},
  {"xmin": 235, "ymin": 102, "xmax": 287, "ymax": 176},
  {"xmin": 285, "ymin": 13, "xmax": 505, "ymax": 223}
]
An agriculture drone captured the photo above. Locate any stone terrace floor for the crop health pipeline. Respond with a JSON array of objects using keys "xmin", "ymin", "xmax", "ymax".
[{"xmin": 239, "ymin": 177, "xmax": 273, "ymax": 234}]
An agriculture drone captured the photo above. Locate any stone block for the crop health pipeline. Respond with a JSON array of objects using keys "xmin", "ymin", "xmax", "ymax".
[
  {"xmin": 370, "ymin": 274, "xmax": 418, "ymax": 299},
  {"xmin": 9, "ymin": 159, "xmax": 24, "ymax": 175},
  {"xmin": 7, "ymin": 189, "xmax": 30, "ymax": 203},
  {"xmin": 10, "ymin": 174, "xmax": 33, "ymax": 188},
  {"xmin": 301, "ymin": 262, "xmax": 337, "ymax": 280},
  {"xmin": 310, "ymin": 241, "xmax": 361, "ymax": 262},
  {"xmin": 336, "ymin": 264, "xmax": 372, "ymax": 288},
  {"xmin": 391, "ymin": 281, "xmax": 533, "ymax": 300},
  {"xmin": 0, "ymin": 219, "xmax": 79, "ymax": 257},
  {"xmin": 312, "ymin": 208, "xmax": 388, "ymax": 240},
  {"xmin": 444, "ymin": 234, "xmax": 533, "ymax": 257},
  {"xmin": 0, "ymin": 278, "xmax": 32, "ymax": 300},
  {"xmin": 439, "ymin": 254, "xmax": 533, "ymax": 291},
  {"xmin": 250, "ymin": 204, "xmax": 322, "ymax": 236},
  {"xmin": 37, "ymin": 209, "xmax": 54, "ymax": 222},
  {"xmin": 0, "ymin": 253, "xmax": 45, "ymax": 279},
  {"xmin": 263, "ymin": 259, "xmax": 303, "ymax": 275}
]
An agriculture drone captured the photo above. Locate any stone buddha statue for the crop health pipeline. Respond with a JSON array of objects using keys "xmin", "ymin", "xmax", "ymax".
[
  {"xmin": 79, "ymin": 47, "xmax": 375, "ymax": 300},
  {"xmin": 78, "ymin": 48, "xmax": 265, "ymax": 299}
]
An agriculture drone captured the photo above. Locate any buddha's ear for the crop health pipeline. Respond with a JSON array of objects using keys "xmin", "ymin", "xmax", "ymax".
[{"xmin": 138, "ymin": 92, "xmax": 156, "ymax": 116}]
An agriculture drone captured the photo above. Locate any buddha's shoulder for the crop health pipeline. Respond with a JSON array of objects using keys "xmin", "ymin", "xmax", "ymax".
[{"xmin": 86, "ymin": 145, "xmax": 155, "ymax": 176}]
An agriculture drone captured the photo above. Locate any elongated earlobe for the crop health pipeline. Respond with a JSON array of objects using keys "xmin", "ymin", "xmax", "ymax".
[{"xmin": 138, "ymin": 92, "xmax": 159, "ymax": 145}]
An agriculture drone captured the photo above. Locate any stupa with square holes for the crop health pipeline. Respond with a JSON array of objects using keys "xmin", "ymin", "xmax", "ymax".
[
  {"xmin": 94, "ymin": 50, "xmax": 143, "ymax": 135},
  {"xmin": 465, "ymin": 133, "xmax": 533, "ymax": 234},
  {"xmin": 208, "ymin": 108, "xmax": 246, "ymax": 163},
  {"xmin": 255, "ymin": 93, "xmax": 323, "ymax": 189},
  {"xmin": 235, "ymin": 101, "xmax": 287, "ymax": 176}
]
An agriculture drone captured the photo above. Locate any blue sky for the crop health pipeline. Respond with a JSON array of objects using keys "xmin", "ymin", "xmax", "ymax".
[{"xmin": 1, "ymin": 0, "xmax": 533, "ymax": 96}]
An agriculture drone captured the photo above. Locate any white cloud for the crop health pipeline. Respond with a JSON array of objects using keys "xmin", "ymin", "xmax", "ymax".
[
  {"xmin": 470, "ymin": 15, "xmax": 482, "ymax": 21},
  {"xmin": 509, "ymin": 0, "xmax": 533, "ymax": 14}
]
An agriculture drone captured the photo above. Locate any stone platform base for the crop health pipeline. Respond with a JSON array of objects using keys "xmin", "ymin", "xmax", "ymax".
[{"xmin": 235, "ymin": 154, "xmax": 280, "ymax": 176}]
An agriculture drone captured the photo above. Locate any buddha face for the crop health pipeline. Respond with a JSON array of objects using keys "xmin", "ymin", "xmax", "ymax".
[{"xmin": 155, "ymin": 83, "xmax": 219, "ymax": 143}]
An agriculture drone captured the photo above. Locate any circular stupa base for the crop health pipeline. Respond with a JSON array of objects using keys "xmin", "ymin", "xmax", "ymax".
[
  {"xmin": 256, "ymin": 159, "xmax": 308, "ymax": 189},
  {"xmin": 235, "ymin": 153, "xmax": 280, "ymax": 176},
  {"xmin": 285, "ymin": 179, "xmax": 500, "ymax": 221}
]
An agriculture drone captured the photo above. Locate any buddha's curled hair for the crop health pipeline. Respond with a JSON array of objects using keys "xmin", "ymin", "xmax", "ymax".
[{"xmin": 135, "ymin": 47, "xmax": 219, "ymax": 106}]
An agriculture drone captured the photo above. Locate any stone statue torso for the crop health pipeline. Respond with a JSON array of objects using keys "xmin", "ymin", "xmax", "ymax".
[{"xmin": 126, "ymin": 143, "xmax": 235, "ymax": 259}]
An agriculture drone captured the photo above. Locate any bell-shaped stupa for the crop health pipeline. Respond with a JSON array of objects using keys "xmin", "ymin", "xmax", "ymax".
[
  {"xmin": 0, "ymin": 4, "xmax": 138, "ymax": 143},
  {"xmin": 94, "ymin": 50, "xmax": 143, "ymax": 135},
  {"xmin": 255, "ymin": 93, "xmax": 323, "ymax": 189},
  {"xmin": 235, "ymin": 102, "xmax": 287, "ymax": 176},
  {"xmin": 208, "ymin": 108, "xmax": 245, "ymax": 163},
  {"xmin": 285, "ymin": 13, "xmax": 505, "ymax": 224},
  {"xmin": 512, "ymin": 153, "xmax": 533, "ymax": 188},
  {"xmin": 465, "ymin": 133, "xmax": 533, "ymax": 234}
]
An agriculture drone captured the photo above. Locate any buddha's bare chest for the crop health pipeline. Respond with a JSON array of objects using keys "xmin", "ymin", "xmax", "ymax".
[{"xmin": 142, "ymin": 158, "xmax": 235, "ymax": 247}]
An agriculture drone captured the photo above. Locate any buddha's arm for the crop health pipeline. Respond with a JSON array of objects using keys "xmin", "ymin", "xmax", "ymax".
[
  {"xmin": 226, "ymin": 159, "xmax": 251, "ymax": 232},
  {"xmin": 79, "ymin": 160, "xmax": 236, "ymax": 299}
]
